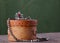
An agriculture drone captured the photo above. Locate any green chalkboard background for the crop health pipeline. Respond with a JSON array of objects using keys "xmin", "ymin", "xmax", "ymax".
[{"xmin": 0, "ymin": 0, "xmax": 60, "ymax": 34}]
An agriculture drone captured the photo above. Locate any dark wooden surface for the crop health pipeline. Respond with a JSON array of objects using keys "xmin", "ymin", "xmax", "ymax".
[{"xmin": 0, "ymin": 32, "xmax": 60, "ymax": 43}]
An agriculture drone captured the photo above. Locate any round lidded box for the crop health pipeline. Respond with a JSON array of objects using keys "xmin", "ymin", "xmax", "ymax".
[{"xmin": 8, "ymin": 19, "xmax": 37, "ymax": 41}]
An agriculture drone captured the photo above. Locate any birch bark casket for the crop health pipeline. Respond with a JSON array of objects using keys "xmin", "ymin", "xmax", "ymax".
[{"xmin": 8, "ymin": 19, "xmax": 37, "ymax": 41}]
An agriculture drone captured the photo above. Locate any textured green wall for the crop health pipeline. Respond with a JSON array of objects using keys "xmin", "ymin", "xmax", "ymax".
[{"xmin": 0, "ymin": 0, "xmax": 60, "ymax": 34}]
